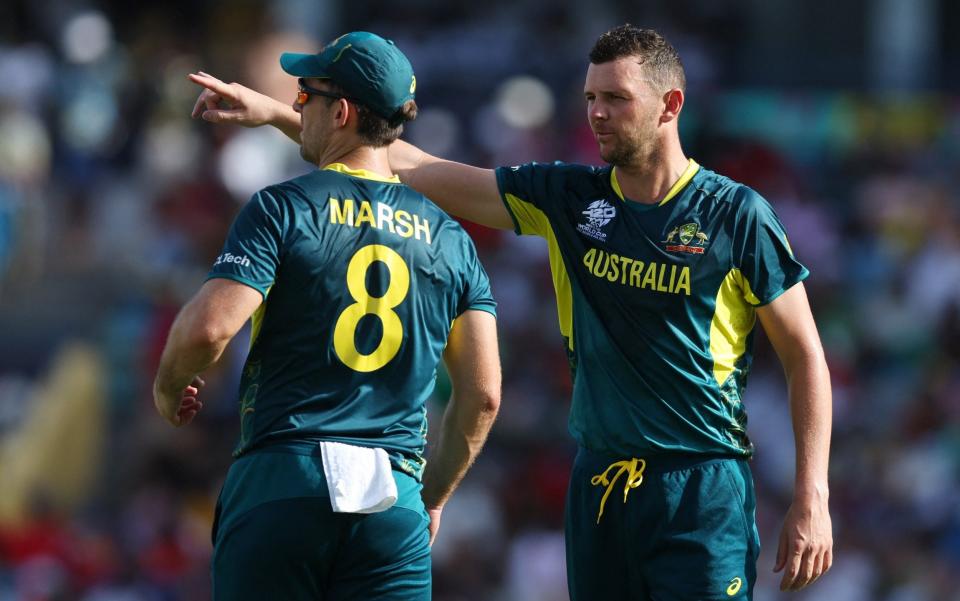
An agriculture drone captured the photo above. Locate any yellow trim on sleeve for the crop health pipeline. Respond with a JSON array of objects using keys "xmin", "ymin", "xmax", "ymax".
[
  {"xmin": 610, "ymin": 159, "xmax": 700, "ymax": 205},
  {"xmin": 249, "ymin": 286, "xmax": 272, "ymax": 349},
  {"xmin": 503, "ymin": 193, "xmax": 575, "ymax": 350},
  {"xmin": 323, "ymin": 162, "xmax": 401, "ymax": 183},
  {"xmin": 710, "ymin": 270, "xmax": 757, "ymax": 387}
]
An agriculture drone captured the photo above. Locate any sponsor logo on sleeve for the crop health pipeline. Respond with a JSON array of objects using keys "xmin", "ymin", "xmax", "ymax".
[{"xmin": 213, "ymin": 252, "xmax": 251, "ymax": 268}]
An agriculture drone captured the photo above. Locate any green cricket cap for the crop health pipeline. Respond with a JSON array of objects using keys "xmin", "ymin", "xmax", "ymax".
[{"xmin": 280, "ymin": 31, "xmax": 416, "ymax": 121}]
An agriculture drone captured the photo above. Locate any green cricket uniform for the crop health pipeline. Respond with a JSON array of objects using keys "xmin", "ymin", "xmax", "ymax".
[
  {"xmin": 207, "ymin": 163, "xmax": 496, "ymax": 600},
  {"xmin": 497, "ymin": 158, "xmax": 806, "ymax": 600}
]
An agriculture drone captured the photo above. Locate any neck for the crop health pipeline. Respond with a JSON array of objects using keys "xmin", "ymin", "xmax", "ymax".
[
  {"xmin": 317, "ymin": 141, "xmax": 394, "ymax": 179},
  {"xmin": 613, "ymin": 137, "xmax": 689, "ymax": 204}
]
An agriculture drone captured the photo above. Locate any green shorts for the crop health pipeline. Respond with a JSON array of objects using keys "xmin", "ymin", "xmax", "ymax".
[
  {"xmin": 565, "ymin": 447, "xmax": 760, "ymax": 601},
  {"xmin": 211, "ymin": 448, "xmax": 431, "ymax": 601}
]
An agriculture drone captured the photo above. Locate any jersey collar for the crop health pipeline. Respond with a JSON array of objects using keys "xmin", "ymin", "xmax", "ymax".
[
  {"xmin": 323, "ymin": 162, "xmax": 401, "ymax": 183},
  {"xmin": 610, "ymin": 158, "xmax": 700, "ymax": 206}
]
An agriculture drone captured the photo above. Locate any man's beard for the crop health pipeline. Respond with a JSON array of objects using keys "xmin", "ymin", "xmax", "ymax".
[{"xmin": 601, "ymin": 133, "xmax": 658, "ymax": 168}]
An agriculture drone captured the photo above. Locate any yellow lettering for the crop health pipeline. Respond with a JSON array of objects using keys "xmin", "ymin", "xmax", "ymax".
[
  {"xmin": 583, "ymin": 248, "xmax": 596, "ymax": 272},
  {"xmin": 630, "ymin": 260, "xmax": 644, "ymax": 287},
  {"xmin": 642, "ymin": 262, "xmax": 659, "ymax": 289},
  {"xmin": 619, "ymin": 257, "xmax": 632, "ymax": 284},
  {"xmin": 376, "ymin": 203, "xmax": 396, "ymax": 234},
  {"xmin": 656, "ymin": 263, "xmax": 669, "ymax": 292},
  {"xmin": 329, "ymin": 198, "xmax": 354, "ymax": 225},
  {"xmin": 582, "ymin": 249, "xmax": 690, "ymax": 296},
  {"xmin": 395, "ymin": 210, "xmax": 414, "ymax": 238},
  {"xmin": 413, "ymin": 215, "xmax": 432, "ymax": 245},
  {"xmin": 607, "ymin": 254, "xmax": 620, "ymax": 282},
  {"xmin": 675, "ymin": 266, "xmax": 691, "ymax": 296},
  {"xmin": 355, "ymin": 201, "xmax": 375, "ymax": 227},
  {"xmin": 594, "ymin": 250, "xmax": 609, "ymax": 278}
]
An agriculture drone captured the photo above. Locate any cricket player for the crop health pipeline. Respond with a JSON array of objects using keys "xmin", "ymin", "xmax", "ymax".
[
  {"xmin": 156, "ymin": 32, "xmax": 501, "ymax": 600},
  {"xmin": 189, "ymin": 24, "xmax": 832, "ymax": 601}
]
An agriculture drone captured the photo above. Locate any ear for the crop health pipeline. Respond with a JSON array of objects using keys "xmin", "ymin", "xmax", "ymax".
[
  {"xmin": 333, "ymin": 98, "xmax": 351, "ymax": 129},
  {"xmin": 660, "ymin": 88, "xmax": 684, "ymax": 124}
]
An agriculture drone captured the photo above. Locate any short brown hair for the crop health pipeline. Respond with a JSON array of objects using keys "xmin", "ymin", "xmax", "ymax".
[
  {"xmin": 589, "ymin": 25, "xmax": 686, "ymax": 93},
  {"xmin": 325, "ymin": 82, "xmax": 418, "ymax": 147}
]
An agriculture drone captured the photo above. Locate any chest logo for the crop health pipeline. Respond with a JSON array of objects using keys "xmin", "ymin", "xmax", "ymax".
[
  {"xmin": 577, "ymin": 199, "xmax": 616, "ymax": 242},
  {"xmin": 664, "ymin": 222, "xmax": 709, "ymax": 254}
]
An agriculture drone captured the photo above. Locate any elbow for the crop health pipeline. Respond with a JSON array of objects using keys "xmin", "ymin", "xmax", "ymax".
[
  {"xmin": 459, "ymin": 386, "xmax": 500, "ymax": 420},
  {"xmin": 182, "ymin": 322, "xmax": 232, "ymax": 355},
  {"xmin": 782, "ymin": 342, "xmax": 830, "ymax": 382},
  {"xmin": 479, "ymin": 388, "xmax": 501, "ymax": 417}
]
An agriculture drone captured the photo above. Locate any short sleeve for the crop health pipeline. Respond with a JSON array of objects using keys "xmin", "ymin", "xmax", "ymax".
[
  {"xmin": 731, "ymin": 188, "xmax": 809, "ymax": 306},
  {"xmin": 456, "ymin": 237, "xmax": 497, "ymax": 318},
  {"xmin": 495, "ymin": 162, "xmax": 561, "ymax": 238},
  {"xmin": 207, "ymin": 187, "xmax": 289, "ymax": 298}
]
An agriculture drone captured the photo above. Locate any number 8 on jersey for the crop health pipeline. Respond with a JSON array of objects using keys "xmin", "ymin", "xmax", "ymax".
[{"xmin": 333, "ymin": 244, "xmax": 410, "ymax": 372}]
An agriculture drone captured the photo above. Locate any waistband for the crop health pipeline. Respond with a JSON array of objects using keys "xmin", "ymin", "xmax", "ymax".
[
  {"xmin": 577, "ymin": 446, "xmax": 746, "ymax": 474},
  {"xmin": 237, "ymin": 438, "xmax": 424, "ymax": 480},
  {"xmin": 240, "ymin": 438, "xmax": 323, "ymax": 457}
]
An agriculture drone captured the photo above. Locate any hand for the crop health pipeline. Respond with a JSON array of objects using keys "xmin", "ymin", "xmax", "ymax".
[
  {"xmin": 154, "ymin": 376, "xmax": 206, "ymax": 427},
  {"xmin": 774, "ymin": 496, "xmax": 833, "ymax": 591},
  {"xmin": 188, "ymin": 72, "xmax": 289, "ymax": 128},
  {"xmin": 426, "ymin": 506, "xmax": 442, "ymax": 546}
]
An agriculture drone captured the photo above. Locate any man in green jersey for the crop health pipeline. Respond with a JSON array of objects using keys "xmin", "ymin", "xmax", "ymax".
[
  {"xmin": 190, "ymin": 24, "xmax": 832, "ymax": 601},
  {"xmin": 156, "ymin": 32, "xmax": 501, "ymax": 600}
]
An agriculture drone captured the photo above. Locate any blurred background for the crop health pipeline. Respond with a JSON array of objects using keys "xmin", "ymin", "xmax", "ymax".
[{"xmin": 1, "ymin": 0, "xmax": 959, "ymax": 599}]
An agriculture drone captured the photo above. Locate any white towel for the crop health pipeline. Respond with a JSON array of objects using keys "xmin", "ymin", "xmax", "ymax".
[{"xmin": 319, "ymin": 441, "xmax": 398, "ymax": 514}]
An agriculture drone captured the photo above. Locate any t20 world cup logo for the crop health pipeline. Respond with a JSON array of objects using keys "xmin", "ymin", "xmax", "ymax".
[{"xmin": 582, "ymin": 200, "xmax": 616, "ymax": 228}]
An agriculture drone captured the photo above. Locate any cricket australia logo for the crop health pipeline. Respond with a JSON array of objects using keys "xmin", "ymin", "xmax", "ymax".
[
  {"xmin": 577, "ymin": 199, "xmax": 617, "ymax": 242},
  {"xmin": 664, "ymin": 222, "xmax": 709, "ymax": 254}
]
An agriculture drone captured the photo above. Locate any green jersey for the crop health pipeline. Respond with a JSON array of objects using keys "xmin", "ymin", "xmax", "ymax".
[
  {"xmin": 209, "ymin": 164, "xmax": 496, "ymax": 477},
  {"xmin": 496, "ymin": 159, "xmax": 807, "ymax": 458}
]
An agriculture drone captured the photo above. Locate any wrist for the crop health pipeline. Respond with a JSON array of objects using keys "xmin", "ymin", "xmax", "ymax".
[{"xmin": 793, "ymin": 482, "xmax": 829, "ymax": 504}]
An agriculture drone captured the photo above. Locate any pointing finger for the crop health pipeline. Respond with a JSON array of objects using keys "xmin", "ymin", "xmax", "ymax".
[{"xmin": 188, "ymin": 72, "xmax": 238, "ymax": 102}]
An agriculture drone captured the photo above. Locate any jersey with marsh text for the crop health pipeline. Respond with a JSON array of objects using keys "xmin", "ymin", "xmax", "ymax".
[
  {"xmin": 496, "ymin": 160, "xmax": 806, "ymax": 459},
  {"xmin": 208, "ymin": 165, "xmax": 496, "ymax": 478}
]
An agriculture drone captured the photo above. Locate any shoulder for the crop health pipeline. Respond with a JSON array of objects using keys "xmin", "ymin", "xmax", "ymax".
[
  {"xmin": 501, "ymin": 160, "xmax": 604, "ymax": 179},
  {"xmin": 267, "ymin": 170, "xmax": 340, "ymax": 202},
  {"xmin": 693, "ymin": 166, "xmax": 771, "ymax": 214},
  {"xmin": 498, "ymin": 161, "xmax": 610, "ymax": 196}
]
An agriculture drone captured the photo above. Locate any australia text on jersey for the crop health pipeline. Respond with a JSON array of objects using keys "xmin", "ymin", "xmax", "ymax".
[
  {"xmin": 582, "ymin": 247, "xmax": 691, "ymax": 296},
  {"xmin": 329, "ymin": 197, "xmax": 432, "ymax": 244}
]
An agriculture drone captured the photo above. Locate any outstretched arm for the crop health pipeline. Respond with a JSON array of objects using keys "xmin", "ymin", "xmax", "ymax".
[
  {"xmin": 188, "ymin": 72, "xmax": 302, "ymax": 143},
  {"xmin": 421, "ymin": 309, "xmax": 501, "ymax": 545},
  {"xmin": 153, "ymin": 279, "xmax": 263, "ymax": 426},
  {"xmin": 757, "ymin": 282, "xmax": 833, "ymax": 592},
  {"xmin": 388, "ymin": 141, "xmax": 513, "ymax": 230},
  {"xmin": 188, "ymin": 72, "xmax": 514, "ymax": 229}
]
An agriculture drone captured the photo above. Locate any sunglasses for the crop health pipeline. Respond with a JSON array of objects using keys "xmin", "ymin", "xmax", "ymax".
[{"xmin": 296, "ymin": 78, "xmax": 361, "ymax": 107}]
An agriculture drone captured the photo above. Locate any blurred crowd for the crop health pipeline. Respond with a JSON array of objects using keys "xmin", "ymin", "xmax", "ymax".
[{"xmin": 2, "ymin": 1, "xmax": 960, "ymax": 600}]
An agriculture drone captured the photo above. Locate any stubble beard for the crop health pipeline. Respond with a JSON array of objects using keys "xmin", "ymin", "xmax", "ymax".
[
  {"xmin": 299, "ymin": 130, "xmax": 320, "ymax": 165},
  {"xmin": 601, "ymin": 134, "xmax": 658, "ymax": 169}
]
